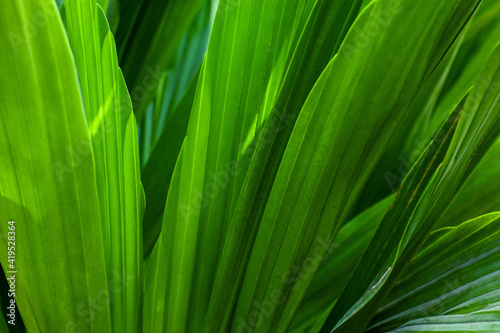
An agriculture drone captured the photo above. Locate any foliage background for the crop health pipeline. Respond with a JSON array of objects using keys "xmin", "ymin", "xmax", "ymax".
[{"xmin": 1, "ymin": 0, "xmax": 500, "ymax": 332}]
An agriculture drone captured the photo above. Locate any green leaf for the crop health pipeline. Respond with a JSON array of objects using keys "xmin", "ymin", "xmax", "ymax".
[
  {"xmin": 143, "ymin": 141, "xmax": 186, "ymax": 333},
  {"xmin": 204, "ymin": 0, "xmax": 366, "ymax": 330},
  {"xmin": 323, "ymin": 38, "xmax": 500, "ymax": 333},
  {"xmin": 354, "ymin": 0, "xmax": 500, "ymax": 213},
  {"xmin": 437, "ymin": 138, "xmax": 500, "ymax": 229},
  {"xmin": 386, "ymin": 312, "xmax": 500, "ymax": 332},
  {"xmin": 221, "ymin": 1, "xmax": 480, "ymax": 332},
  {"xmin": 290, "ymin": 195, "xmax": 395, "ymax": 333},
  {"xmin": 0, "ymin": 316, "xmax": 7, "ymax": 333},
  {"xmin": 354, "ymin": 26, "xmax": 468, "ymax": 211},
  {"xmin": 140, "ymin": 1, "xmax": 217, "ymax": 254},
  {"xmin": 118, "ymin": 0, "xmax": 205, "ymax": 120},
  {"xmin": 142, "ymin": 0, "xmax": 364, "ymax": 258},
  {"xmin": 435, "ymin": 0, "xmax": 500, "ymax": 126},
  {"xmin": 0, "ymin": 0, "xmax": 110, "ymax": 331},
  {"xmin": 141, "ymin": 72, "xmax": 198, "ymax": 254},
  {"xmin": 62, "ymin": 0, "xmax": 144, "ymax": 331},
  {"xmin": 143, "ymin": 0, "xmax": 319, "ymax": 331},
  {"xmin": 138, "ymin": 0, "xmax": 216, "ymax": 164},
  {"xmin": 96, "ymin": 0, "xmax": 109, "ymax": 11},
  {"xmin": 367, "ymin": 212, "xmax": 500, "ymax": 332},
  {"xmin": 294, "ymin": 134, "xmax": 500, "ymax": 333}
]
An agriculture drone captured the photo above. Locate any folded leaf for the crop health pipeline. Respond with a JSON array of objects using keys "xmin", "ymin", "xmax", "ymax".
[{"xmin": 62, "ymin": 0, "xmax": 144, "ymax": 331}]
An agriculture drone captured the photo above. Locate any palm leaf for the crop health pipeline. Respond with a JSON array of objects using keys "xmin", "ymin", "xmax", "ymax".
[
  {"xmin": 223, "ymin": 1, "xmax": 480, "ymax": 332},
  {"xmin": 62, "ymin": 0, "xmax": 144, "ymax": 331},
  {"xmin": 437, "ymin": 138, "xmax": 500, "ymax": 229},
  {"xmin": 290, "ymin": 195, "xmax": 395, "ymax": 333},
  {"xmin": 0, "ymin": 0, "xmax": 110, "ymax": 331},
  {"xmin": 368, "ymin": 212, "xmax": 500, "ymax": 332},
  {"xmin": 2, "ymin": 0, "xmax": 500, "ymax": 332},
  {"xmin": 143, "ymin": 0, "xmax": 316, "ymax": 330},
  {"xmin": 385, "ymin": 312, "xmax": 500, "ymax": 332},
  {"xmin": 323, "ymin": 38, "xmax": 500, "ymax": 333},
  {"xmin": 118, "ymin": 0, "xmax": 206, "ymax": 120}
]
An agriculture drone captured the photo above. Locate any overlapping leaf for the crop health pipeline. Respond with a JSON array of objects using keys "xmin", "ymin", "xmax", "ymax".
[
  {"xmin": 143, "ymin": 0, "xmax": 315, "ymax": 331},
  {"xmin": 221, "ymin": 1, "xmax": 480, "ymax": 332},
  {"xmin": 367, "ymin": 212, "xmax": 500, "ymax": 332},
  {"xmin": 356, "ymin": 0, "xmax": 500, "ymax": 213},
  {"xmin": 386, "ymin": 311, "xmax": 500, "ymax": 332},
  {"xmin": 436, "ymin": 138, "xmax": 500, "ymax": 229},
  {"xmin": 62, "ymin": 0, "xmax": 144, "ymax": 331},
  {"xmin": 117, "ymin": 0, "xmax": 206, "ymax": 120},
  {"xmin": 290, "ymin": 196, "xmax": 395, "ymax": 333},
  {"xmin": 293, "ymin": 137, "xmax": 500, "ymax": 333},
  {"xmin": 140, "ymin": 0, "xmax": 216, "ymax": 253},
  {"xmin": 0, "ymin": 0, "xmax": 110, "ymax": 331},
  {"xmin": 204, "ymin": 0, "xmax": 367, "ymax": 330},
  {"xmin": 2, "ymin": 0, "xmax": 499, "ymax": 332},
  {"xmin": 322, "ymin": 39, "xmax": 500, "ymax": 333}
]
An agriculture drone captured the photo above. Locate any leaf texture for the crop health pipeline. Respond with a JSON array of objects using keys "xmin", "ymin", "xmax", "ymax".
[
  {"xmin": 62, "ymin": 0, "xmax": 144, "ymax": 331},
  {"xmin": 0, "ymin": 0, "xmax": 110, "ymax": 331}
]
